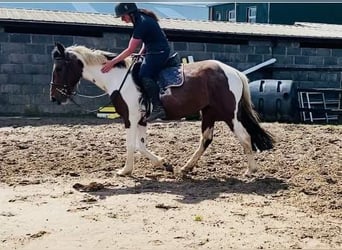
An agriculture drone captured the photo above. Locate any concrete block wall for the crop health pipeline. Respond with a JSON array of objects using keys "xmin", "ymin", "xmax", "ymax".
[
  {"xmin": 0, "ymin": 28, "xmax": 341, "ymax": 116},
  {"xmin": 0, "ymin": 31, "xmax": 131, "ymax": 116},
  {"xmin": 176, "ymin": 39, "xmax": 342, "ymax": 89}
]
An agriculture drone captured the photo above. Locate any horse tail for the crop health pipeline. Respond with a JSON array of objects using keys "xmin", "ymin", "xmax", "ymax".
[{"xmin": 236, "ymin": 70, "xmax": 275, "ymax": 152}]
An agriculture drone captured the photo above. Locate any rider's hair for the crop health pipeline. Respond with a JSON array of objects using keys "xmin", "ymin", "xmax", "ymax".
[
  {"xmin": 138, "ymin": 9, "xmax": 159, "ymax": 22},
  {"xmin": 130, "ymin": 8, "xmax": 159, "ymax": 26}
]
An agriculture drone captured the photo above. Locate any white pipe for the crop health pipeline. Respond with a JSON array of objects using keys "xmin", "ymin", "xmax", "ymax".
[{"xmin": 242, "ymin": 58, "xmax": 276, "ymax": 75}]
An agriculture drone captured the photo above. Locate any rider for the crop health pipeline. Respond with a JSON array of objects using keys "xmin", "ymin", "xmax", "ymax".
[{"xmin": 101, "ymin": 2, "xmax": 170, "ymax": 122}]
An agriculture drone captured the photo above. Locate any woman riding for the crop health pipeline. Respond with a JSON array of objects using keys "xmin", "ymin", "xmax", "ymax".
[{"xmin": 101, "ymin": 2, "xmax": 170, "ymax": 122}]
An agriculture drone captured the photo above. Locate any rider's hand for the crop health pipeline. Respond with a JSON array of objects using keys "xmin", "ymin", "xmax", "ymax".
[
  {"xmin": 101, "ymin": 60, "xmax": 115, "ymax": 73},
  {"xmin": 131, "ymin": 53, "xmax": 142, "ymax": 60}
]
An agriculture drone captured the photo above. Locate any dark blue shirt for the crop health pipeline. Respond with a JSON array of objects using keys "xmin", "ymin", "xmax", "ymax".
[{"xmin": 132, "ymin": 12, "xmax": 170, "ymax": 54}]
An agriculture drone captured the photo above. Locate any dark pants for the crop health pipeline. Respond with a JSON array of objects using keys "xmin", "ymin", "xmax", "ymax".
[{"xmin": 139, "ymin": 50, "xmax": 170, "ymax": 80}]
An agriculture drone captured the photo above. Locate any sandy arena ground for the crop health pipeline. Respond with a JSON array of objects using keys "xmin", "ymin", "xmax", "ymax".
[{"xmin": 0, "ymin": 117, "xmax": 341, "ymax": 249}]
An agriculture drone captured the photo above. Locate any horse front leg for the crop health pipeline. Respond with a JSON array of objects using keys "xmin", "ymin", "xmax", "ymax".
[
  {"xmin": 180, "ymin": 125, "xmax": 214, "ymax": 175},
  {"xmin": 117, "ymin": 126, "xmax": 137, "ymax": 176},
  {"xmin": 135, "ymin": 124, "xmax": 164, "ymax": 167}
]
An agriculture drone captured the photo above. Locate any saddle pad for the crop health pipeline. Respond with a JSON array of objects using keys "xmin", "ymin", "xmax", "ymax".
[{"xmin": 157, "ymin": 65, "xmax": 184, "ymax": 90}]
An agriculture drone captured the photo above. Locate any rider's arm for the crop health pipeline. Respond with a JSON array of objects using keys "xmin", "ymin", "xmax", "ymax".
[
  {"xmin": 138, "ymin": 43, "xmax": 146, "ymax": 55},
  {"xmin": 113, "ymin": 37, "xmax": 142, "ymax": 63},
  {"xmin": 101, "ymin": 37, "xmax": 142, "ymax": 73}
]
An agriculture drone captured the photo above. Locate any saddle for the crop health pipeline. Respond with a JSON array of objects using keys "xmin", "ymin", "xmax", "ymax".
[
  {"xmin": 157, "ymin": 53, "xmax": 184, "ymax": 90},
  {"xmin": 132, "ymin": 53, "xmax": 184, "ymax": 93}
]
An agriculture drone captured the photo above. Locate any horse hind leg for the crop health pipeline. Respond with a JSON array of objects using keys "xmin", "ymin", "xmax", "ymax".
[
  {"xmin": 180, "ymin": 121, "xmax": 214, "ymax": 175},
  {"xmin": 230, "ymin": 118, "xmax": 258, "ymax": 177}
]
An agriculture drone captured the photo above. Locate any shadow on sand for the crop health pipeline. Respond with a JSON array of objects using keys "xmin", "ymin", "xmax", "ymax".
[{"xmin": 76, "ymin": 175, "xmax": 289, "ymax": 204}]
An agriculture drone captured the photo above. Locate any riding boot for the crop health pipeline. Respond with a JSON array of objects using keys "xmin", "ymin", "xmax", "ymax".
[{"xmin": 141, "ymin": 77, "xmax": 166, "ymax": 122}]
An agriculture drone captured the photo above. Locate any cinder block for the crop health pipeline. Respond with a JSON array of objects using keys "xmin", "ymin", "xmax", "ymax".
[
  {"xmin": 0, "ymin": 84, "xmax": 22, "ymax": 94},
  {"xmin": 224, "ymin": 44, "xmax": 239, "ymax": 53},
  {"xmin": 309, "ymin": 56, "xmax": 324, "ymax": 65},
  {"xmin": 294, "ymin": 56, "xmax": 309, "ymax": 65},
  {"xmin": 9, "ymin": 33, "xmax": 31, "ymax": 43},
  {"xmin": 173, "ymin": 42, "xmax": 188, "ymax": 51},
  {"xmin": 23, "ymin": 64, "xmax": 50, "ymax": 74},
  {"xmin": 1, "ymin": 43, "xmax": 26, "ymax": 53},
  {"xmin": 8, "ymin": 74, "xmax": 33, "ymax": 84},
  {"xmin": 0, "ymin": 33, "xmax": 9, "ymax": 42},
  {"xmin": 26, "ymin": 44, "xmax": 47, "ymax": 54},
  {"xmin": 272, "ymin": 46, "xmax": 286, "ymax": 55},
  {"xmin": 32, "ymin": 34, "xmax": 53, "ymax": 44},
  {"xmin": 206, "ymin": 43, "xmax": 222, "ymax": 52},
  {"xmin": 1, "ymin": 64, "xmax": 23, "ymax": 74},
  {"xmin": 53, "ymin": 36, "xmax": 74, "ymax": 46},
  {"xmin": 8, "ymin": 54, "xmax": 32, "ymax": 64},
  {"xmin": 323, "ymin": 56, "xmax": 337, "ymax": 66},
  {"xmin": 255, "ymin": 46, "xmax": 271, "ymax": 54}
]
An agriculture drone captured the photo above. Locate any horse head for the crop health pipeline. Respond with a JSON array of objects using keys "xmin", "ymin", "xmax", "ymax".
[{"xmin": 50, "ymin": 42, "xmax": 84, "ymax": 105}]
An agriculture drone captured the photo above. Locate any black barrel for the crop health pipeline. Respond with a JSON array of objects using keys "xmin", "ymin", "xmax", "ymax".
[{"xmin": 249, "ymin": 79, "xmax": 298, "ymax": 122}]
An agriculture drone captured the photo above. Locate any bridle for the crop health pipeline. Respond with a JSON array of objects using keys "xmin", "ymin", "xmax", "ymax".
[
  {"xmin": 50, "ymin": 54, "xmax": 141, "ymax": 113},
  {"xmin": 50, "ymin": 57, "xmax": 77, "ymax": 99},
  {"xmin": 50, "ymin": 82, "xmax": 77, "ymax": 98},
  {"xmin": 50, "ymin": 55, "xmax": 107, "ymax": 112}
]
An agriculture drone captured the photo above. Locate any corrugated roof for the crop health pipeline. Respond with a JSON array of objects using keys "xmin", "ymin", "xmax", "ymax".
[
  {"xmin": 0, "ymin": 3, "xmax": 208, "ymax": 20},
  {"xmin": 1, "ymin": 7, "xmax": 342, "ymax": 40}
]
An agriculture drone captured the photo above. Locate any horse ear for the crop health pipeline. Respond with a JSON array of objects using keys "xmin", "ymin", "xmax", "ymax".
[
  {"xmin": 55, "ymin": 42, "xmax": 65, "ymax": 55},
  {"xmin": 52, "ymin": 42, "xmax": 65, "ymax": 58}
]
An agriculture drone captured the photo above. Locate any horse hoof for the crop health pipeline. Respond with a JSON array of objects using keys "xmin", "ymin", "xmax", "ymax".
[
  {"xmin": 244, "ymin": 169, "xmax": 257, "ymax": 178},
  {"xmin": 163, "ymin": 163, "xmax": 174, "ymax": 173},
  {"xmin": 116, "ymin": 169, "xmax": 132, "ymax": 176},
  {"xmin": 178, "ymin": 167, "xmax": 192, "ymax": 178},
  {"xmin": 180, "ymin": 165, "xmax": 194, "ymax": 174},
  {"xmin": 154, "ymin": 157, "xmax": 165, "ymax": 167}
]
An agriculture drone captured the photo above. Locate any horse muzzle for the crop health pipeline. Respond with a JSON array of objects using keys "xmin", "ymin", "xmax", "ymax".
[{"xmin": 50, "ymin": 82, "xmax": 72, "ymax": 105}]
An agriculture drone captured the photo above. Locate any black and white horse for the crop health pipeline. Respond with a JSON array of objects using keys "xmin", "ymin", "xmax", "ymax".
[{"xmin": 50, "ymin": 42, "xmax": 274, "ymax": 177}]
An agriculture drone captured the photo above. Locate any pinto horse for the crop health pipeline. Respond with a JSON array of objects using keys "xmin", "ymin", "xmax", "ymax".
[{"xmin": 50, "ymin": 42, "xmax": 274, "ymax": 177}]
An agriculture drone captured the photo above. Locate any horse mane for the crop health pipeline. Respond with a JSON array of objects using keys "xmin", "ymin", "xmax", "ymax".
[{"xmin": 66, "ymin": 45, "xmax": 129, "ymax": 68}]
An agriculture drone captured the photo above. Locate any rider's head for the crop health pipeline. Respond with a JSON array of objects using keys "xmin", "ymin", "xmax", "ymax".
[{"xmin": 114, "ymin": 3, "xmax": 138, "ymax": 18}]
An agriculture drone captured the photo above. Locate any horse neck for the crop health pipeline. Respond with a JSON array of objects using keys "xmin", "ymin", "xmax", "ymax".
[{"xmin": 82, "ymin": 64, "xmax": 129, "ymax": 95}]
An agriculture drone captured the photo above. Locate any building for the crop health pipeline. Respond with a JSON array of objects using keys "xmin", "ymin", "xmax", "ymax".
[
  {"xmin": 209, "ymin": 3, "xmax": 342, "ymax": 25},
  {"xmin": 0, "ymin": 7, "xmax": 341, "ymax": 122}
]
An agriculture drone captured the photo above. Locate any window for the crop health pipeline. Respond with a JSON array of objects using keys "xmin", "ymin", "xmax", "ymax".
[
  {"xmin": 215, "ymin": 11, "xmax": 222, "ymax": 21},
  {"xmin": 247, "ymin": 6, "xmax": 257, "ymax": 23},
  {"xmin": 227, "ymin": 10, "xmax": 236, "ymax": 22}
]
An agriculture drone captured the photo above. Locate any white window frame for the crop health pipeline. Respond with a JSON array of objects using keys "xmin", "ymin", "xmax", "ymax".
[
  {"xmin": 227, "ymin": 10, "xmax": 236, "ymax": 22},
  {"xmin": 247, "ymin": 6, "xmax": 257, "ymax": 23},
  {"xmin": 215, "ymin": 11, "xmax": 222, "ymax": 21}
]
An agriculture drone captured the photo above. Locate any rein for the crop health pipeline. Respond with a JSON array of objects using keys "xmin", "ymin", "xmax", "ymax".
[
  {"xmin": 118, "ymin": 55, "xmax": 139, "ymax": 92},
  {"xmin": 70, "ymin": 97, "xmax": 107, "ymax": 113},
  {"xmin": 76, "ymin": 92, "xmax": 107, "ymax": 99},
  {"xmin": 50, "ymin": 82, "xmax": 104, "ymax": 113}
]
